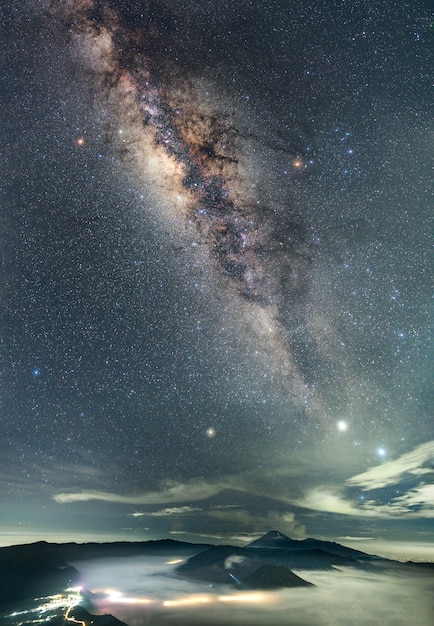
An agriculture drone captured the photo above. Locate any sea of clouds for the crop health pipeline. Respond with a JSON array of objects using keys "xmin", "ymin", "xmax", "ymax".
[{"xmin": 73, "ymin": 554, "xmax": 433, "ymax": 626}]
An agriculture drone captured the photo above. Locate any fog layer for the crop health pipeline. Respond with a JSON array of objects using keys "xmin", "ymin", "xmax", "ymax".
[{"xmin": 74, "ymin": 555, "xmax": 433, "ymax": 625}]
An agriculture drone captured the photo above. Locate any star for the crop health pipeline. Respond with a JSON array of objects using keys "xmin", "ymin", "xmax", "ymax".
[{"xmin": 1, "ymin": 0, "xmax": 431, "ymax": 564}]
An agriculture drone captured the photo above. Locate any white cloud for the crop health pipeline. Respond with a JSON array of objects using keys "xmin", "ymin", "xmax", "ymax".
[
  {"xmin": 168, "ymin": 530, "xmax": 228, "ymax": 541},
  {"xmin": 295, "ymin": 488, "xmax": 367, "ymax": 517},
  {"xmin": 346, "ymin": 440, "xmax": 434, "ymax": 490},
  {"xmin": 337, "ymin": 536, "xmax": 375, "ymax": 541},
  {"xmin": 294, "ymin": 482, "xmax": 434, "ymax": 520},
  {"xmin": 127, "ymin": 505, "xmax": 204, "ymax": 518},
  {"xmin": 168, "ymin": 530, "xmax": 265, "ymax": 545},
  {"xmin": 386, "ymin": 484, "xmax": 434, "ymax": 517},
  {"xmin": 52, "ymin": 467, "xmax": 303, "ymax": 509},
  {"xmin": 53, "ymin": 479, "xmax": 224, "ymax": 504},
  {"xmin": 340, "ymin": 539, "xmax": 434, "ymax": 562},
  {"xmin": 212, "ymin": 504, "xmax": 241, "ymax": 509},
  {"xmin": 149, "ymin": 506, "xmax": 203, "ymax": 517},
  {"xmin": 52, "ymin": 446, "xmax": 434, "ymax": 524}
]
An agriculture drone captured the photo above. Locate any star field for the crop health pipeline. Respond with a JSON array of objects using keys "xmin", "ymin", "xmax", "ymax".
[{"xmin": 1, "ymin": 0, "xmax": 433, "ymax": 548}]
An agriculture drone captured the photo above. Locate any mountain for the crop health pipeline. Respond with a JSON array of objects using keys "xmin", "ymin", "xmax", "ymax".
[
  {"xmin": 177, "ymin": 530, "xmax": 380, "ymax": 579},
  {"xmin": 0, "ymin": 546, "xmax": 80, "ymax": 605},
  {"xmin": 0, "ymin": 539, "xmax": 212, "ymax": 608},
  {"xmin": 246, "ymin": 530, "xmax": 298, "ymax": 549},
  {"xmin": 243, "ymin": 565, "xmax": 314, "ymax": 589},
  {"xmin": 177, "ymin": 544, "xmax": 243, "ymax": 573},
  {"xmin": 296, "ymin": 537, "xmax": 377, "ymax": 560},
  {"xmin": 175, "ymin": 530, "xmax": 387, "ymax": 587},
  {"xmin": 66, "ymin": 606, "xmax": 129, "ymax": 626},
  {"xmin": 2, "ymin": 531, "xmax": 432, "ymax": 621},
  {"xmin": 247, "ymin": 531, "xmax": 374, "ymax": 560},
  {"xmin": 177, "ymin": 550, "xmax": 314, "ymax": 587}
]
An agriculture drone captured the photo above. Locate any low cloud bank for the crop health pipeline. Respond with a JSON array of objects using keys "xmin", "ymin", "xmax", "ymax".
[{"xmin": 74, "ymin": 554, "xmax": 433, "ymax": 626}]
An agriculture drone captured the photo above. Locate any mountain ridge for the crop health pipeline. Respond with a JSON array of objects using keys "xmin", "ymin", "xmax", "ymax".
[{"xmin": 1, "ymin": 530, "xmax": 432, "ymax": 613}]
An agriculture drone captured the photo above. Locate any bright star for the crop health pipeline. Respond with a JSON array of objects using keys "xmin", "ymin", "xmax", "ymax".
[
  {"xmin": 376, "ymin": 447, "xmax": 386, "ymax": 457},
  {"xmin": 206, "ymin": 427, "xmax": 216, "ymax": 438},
  {"xmin": 337, "ymin": 420, "xmax": 348, "ymax": 432}
]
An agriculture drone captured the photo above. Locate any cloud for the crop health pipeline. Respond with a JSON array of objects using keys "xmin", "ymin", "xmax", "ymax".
[
  {"xmin": 52, "ymin": 466, "xmax": 304, "ymax": 509},
  {"xmin": 212, "ymin": 504, "xmax": 241, "ymax": 509},
  {"xmin": 346, "ymin": 440, "xmax": 434, "ymax": 490},
  {"xmin": 169, "ymin": 530, "xmax": 230, "ymax": 541},
  {"xmin": 128, "ymin": 506, "xmax": 203, "ymax": 518},
  {"xmin": 286, "ymin": 442, "xmax": 434, "ymax": 521},
  {"xmin": 337, "ymin": 536, "xmax": 375, "ymax": 541},
  {"xmin": 385, "ymin": 484, "xmax": 434, "ymax": 517},
  {"xmin": 294, "ymin": 483, "xmax": 434, "ymax": 520},
  {"xmin": 53, "ymin": 445, "xmax": 434, "ymax": 524},
  {"xmin": 207, "ymin": 508, "xmax": 306, "ymax": 538},
  {"xmin": 294, "ymin": 488, "xmax": 367, "ymax": 517},
  {"xmin": 74, "ymin": 555, "xmax": 434, "ymax": 626},
  {"xmin": 341, "ymin": 539, "xmax": 434, "ymax": 562},
  {"xmin": 149, "ymin": 506, "xmax": 203, "ymax": 517},
  {"xmin": 168, "ymin": 530, "xmax": 265, "ymax": 544},
  {"xmin": 52, "ymin": 474, "xmax": 305, "ymax": 538},
  {"xmin": 53, "ymin": 479, "xmax": 224, "ymax": 504}
]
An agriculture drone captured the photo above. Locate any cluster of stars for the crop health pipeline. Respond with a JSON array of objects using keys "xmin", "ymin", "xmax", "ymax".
[{"xmin": 1, "ymin": 0, "xmax": 431, "ymax": 551}]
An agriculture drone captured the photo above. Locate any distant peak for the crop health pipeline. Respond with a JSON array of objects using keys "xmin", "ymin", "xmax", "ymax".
[
  {"xmin": 246, "ymin": 530, "xmax": 295, "ymax": 547},
  {"xmin": 263, "ymin": 530, "xmax": 290, "ymax": 540}
]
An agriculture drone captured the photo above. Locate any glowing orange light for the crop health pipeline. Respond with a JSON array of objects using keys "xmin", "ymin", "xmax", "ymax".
[
  {"xmin": 103, "ymin": 588, "xmax": 154, "ymax": 605},
  {"xmin": 163, "ymin": 595, "xmax": 213, "ymax": 607},
  {"xmin": 117, "ymin": 597, "xmax": 153, "ymax": 605},
  {"xmin": 76, "ymin": 136, "xmax": 86, "ymax": 146},
  {"xmin": 219, "ymin": 592, "xmax": 271, "ymax": 604}
]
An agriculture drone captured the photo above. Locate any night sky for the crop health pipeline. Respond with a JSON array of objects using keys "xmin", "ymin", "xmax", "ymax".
[{"xmin": 2, "ymin": 0, "xmax": 433, "ymax": 555}]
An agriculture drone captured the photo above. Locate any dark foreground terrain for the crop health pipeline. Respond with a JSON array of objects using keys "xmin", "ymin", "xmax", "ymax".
[{"xmin": 1, "ymin": 531, "xmax": 433, "ymax": 626}]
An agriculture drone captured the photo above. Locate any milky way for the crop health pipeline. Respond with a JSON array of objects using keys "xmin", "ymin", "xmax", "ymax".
[
  {"xmin": 2, "ymin": 0, "xmax": 432, "ymax": 549},
  {"xmin": 51, "ymin": 0, "xmax": 320, "ymax": 402}
]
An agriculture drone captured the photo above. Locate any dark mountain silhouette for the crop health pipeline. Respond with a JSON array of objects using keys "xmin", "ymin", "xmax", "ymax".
[
  {"xmin": 176, "ymin": 530, "xmax": 381, "ymax": 585},
  {"xmin": 66, "ymin": 605, "xmax": 129, "ymax": 626},
  {"xmin": 177, "ymin": 544, "xmax": 243, "ymax": 572},
  {"xmin": 243, "ymin": 564, "xmax": 314, "ymax": 589},
  {"xmin": 0, "ymin": 539, "xmax": 212, "ymax": 608},
  {"xmin": 246, "ymin": 530, "xmax": 298, "ymax": 548},
  {"xmin": 293, "ymin": 538, "xmax": 375, "ymax": 559},
  {"xmin": 246, "ymin": 547, "xmax": 362, "ymax": 571},
  {"xmin": 0, "ymin": 543, "xmax": 80, "ymax": 605},
  {"xmin": 177, "ymin": 551, "xmax": 314, "ymax": 587},
  {"xmin": 175, "ymin": 530, "xmax": 392, "ymax": 587},
  {"xmin": 247, "ymin": 531, "xmax": 374, "ymax": 560}
]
